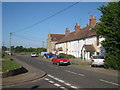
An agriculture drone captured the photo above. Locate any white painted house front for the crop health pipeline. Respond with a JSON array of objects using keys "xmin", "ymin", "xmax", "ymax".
[{"xmin": 47, "ymin": 16, "xmax": 105, "ymax": 60}]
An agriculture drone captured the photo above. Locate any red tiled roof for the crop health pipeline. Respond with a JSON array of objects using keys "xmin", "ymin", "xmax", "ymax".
[
  {"xmin": 50, "ymin": 34, "xmax": 65, "ymax": 41},
  {"xmin": 57, "ymin": 26, "xmax": 97, "ymax": 43}
]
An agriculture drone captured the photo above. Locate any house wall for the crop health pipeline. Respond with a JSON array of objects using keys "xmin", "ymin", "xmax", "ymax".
[
  {"xmin": 56, "ymin": 35, "xmax": 106, "ymax": 59},
  {"xmin": 56, "ymin": 36, "xmax": 98, "ymax": 58},
  {"xmin": 47, "ymin": 34, "xmax": 57, "ymax": 53},
  {"xmin": 47, "ymin": 35, "xmax": 51, "ymax": 52},
  {"xmin": 84, "ymin": 36, "xmax": 97, "ymax": 48},
  {"xmin": 97, "ymin": 37, "xmax": 106, "ymax": 56}
]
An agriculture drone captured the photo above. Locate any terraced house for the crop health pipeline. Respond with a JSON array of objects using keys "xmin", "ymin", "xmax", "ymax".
[{"xmin": 47, "ymin": 16, "xmax": 105, "ymax": 60}]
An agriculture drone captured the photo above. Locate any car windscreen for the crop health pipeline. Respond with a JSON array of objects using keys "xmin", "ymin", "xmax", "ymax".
[
  {"xmin": 32, "ymin": 53, "xmax": 36, "ymax": 54},
  {"xmin": 93, "ymin": 56, "xmax": 104, "ymax": 59}
]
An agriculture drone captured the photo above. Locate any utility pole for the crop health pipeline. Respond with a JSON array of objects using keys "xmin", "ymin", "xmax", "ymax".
[{"xmin": 9, "ymin": 32, "xmax": 12, "ymax": 56}]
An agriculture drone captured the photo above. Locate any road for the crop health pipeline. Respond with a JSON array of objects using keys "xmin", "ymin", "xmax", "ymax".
[{"xmin": 4, "ymin": 55, "xmax": 119, "ymax": 89}]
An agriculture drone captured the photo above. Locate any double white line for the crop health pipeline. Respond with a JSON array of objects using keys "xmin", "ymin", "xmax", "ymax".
[{"xmin": 48, "ymin": 74, "xmax": 78, "ymax": 89}]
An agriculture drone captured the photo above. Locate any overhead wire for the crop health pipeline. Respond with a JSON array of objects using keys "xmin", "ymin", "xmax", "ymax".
[
  {"xmin": 12, "ymin": 33, "xmax": 46, "ymax": 42},
  {"xmin": 11, "ymin": 2, "xmax": 80, "ymax": 47},
  {"xmin": 13, "ymin": 2, "xmax": 80, "ymax": 33}
]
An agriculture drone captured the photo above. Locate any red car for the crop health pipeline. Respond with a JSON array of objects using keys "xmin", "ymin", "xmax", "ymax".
[{"xmin": 51, "ymin": 55, "xmax": 70, "ymax": 66}]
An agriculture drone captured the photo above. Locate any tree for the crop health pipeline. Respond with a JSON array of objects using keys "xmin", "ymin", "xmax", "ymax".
[
  {"xmin": 95, "ymin": 1, "xmax": 120, "ymax": 70},
  {"xmin": 2, "ymin": 46, "xmax": 8, "ymax": 52},
  {"xmin": 14, "ymin": 46, "xmax": 24, "ymax": 52}
]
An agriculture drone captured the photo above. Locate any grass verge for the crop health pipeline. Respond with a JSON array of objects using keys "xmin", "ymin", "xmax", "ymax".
[
  {"xmin": 2, "ymin": 55, "xmax": 11, "ymax": 59},
  {"xmin": 2, "ymin": 60, "xmax": 21, "ymax": 72}
]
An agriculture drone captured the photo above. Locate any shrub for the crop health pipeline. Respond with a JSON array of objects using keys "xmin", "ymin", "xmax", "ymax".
[
  {"xmin": 59, "ymin": 53, "xmax": 75, "ymax": 59},
  {"xmin": 104, "ymin": 53, "xmax": 120, "ymax": 70}
]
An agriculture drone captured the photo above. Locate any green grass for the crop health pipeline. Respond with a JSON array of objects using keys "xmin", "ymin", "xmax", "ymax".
[
  {"xmin": 2, "ymin": 60, "xmax": 21, "ymax": 72},
  {"xmin": 13, "ymin": 52, "xmax": 31, "ymax": 55},
  {"xmin": 2, "ymin": 55, "xmax": 11, "ymax": 59}
]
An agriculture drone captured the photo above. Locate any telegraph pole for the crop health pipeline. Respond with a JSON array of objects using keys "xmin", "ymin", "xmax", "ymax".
[{"xmin": 9, "ymin": 32, "xmax": 12, "ymax": 56}]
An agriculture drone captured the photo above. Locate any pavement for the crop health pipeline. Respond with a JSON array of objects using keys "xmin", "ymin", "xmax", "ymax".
[{"xmin": 2, "ymin": 57, "xmax": 47, "ymax": 87}]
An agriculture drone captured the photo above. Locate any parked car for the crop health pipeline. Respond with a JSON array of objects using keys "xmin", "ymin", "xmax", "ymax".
[
  {"xmin": 51, "ymin": 55, "xmax": 70, "ymax": 66},
  {"xmin": 43, "ymin": 53, "xmax": 55, "ymax": 59},
  {"xmin": 31, "ymin": 53, "xmax": 37, "ymax": 57},
  {"xmin": 91, "ymin": 56, "xmax": 105, "ymax": 67},
  {"xmin": 40, "ymin": 52, "xmax": 49, "ymax": 56}
]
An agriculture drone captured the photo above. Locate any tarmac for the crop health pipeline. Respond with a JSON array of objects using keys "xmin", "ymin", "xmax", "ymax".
[
  {"xmin": 1, "ymin": 56, "xmax": 118, "ymax": 88},
  {"xmin": 1, "ymin": 57, "xmax": 47, "ymax": 87}
]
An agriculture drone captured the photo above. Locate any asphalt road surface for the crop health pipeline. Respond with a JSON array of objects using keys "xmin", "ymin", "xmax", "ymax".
[{"xmin": 4, "ymin": 55, "xmax": 119, "ymax": 90}]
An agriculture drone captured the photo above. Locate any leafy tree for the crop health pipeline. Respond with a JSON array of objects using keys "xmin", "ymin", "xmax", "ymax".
[
  {"xmin": 2, "ymin": 46, "xmax": 8, "ymax": 52},
  {"xmin": 95, "ymin": 1, "xmax": 120, "ymax": 70},
  {"xmin": 13, "ymin": 46, "xmax": 47, "ymax": 55},
  {"xmin": 14, "ymin": 46, "xmax": 24, "ymax": 52}
]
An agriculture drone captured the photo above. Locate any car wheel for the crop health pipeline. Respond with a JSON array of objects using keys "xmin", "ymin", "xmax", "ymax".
[
  {"xmin": 52, "ymin": 62, "xmax": 55, "ymax": 64},
  {"xmin": 57, "ymin": 62, "xmax": 60, "ymax": 66},
  {"xmin": 68, "ymin": 62, "xmax": 71, "ymax": 65},
  {"xmin": 91, "ymin": 65, "xmax": 94, "ymax": 67}
]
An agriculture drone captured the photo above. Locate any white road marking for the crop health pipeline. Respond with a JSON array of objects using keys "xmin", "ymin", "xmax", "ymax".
[
  {"xmin": 64, "ymin": 83, "xmax": 71, "ymax": 86},
  {"xmin": 48, "ymin": 74, "xmax": 54, "ymax": 78},
  {"xmin": 49, "ymin": 81, "xmax": 54, "ymax": 84},
  {"xmin": 44, "ymin": 77, "xmax": 67, "ymax": 89},
  {"xmin": 78, "ymin": 73, "xmax": 85, "ymax": 76},
  {"xmin": 54, "ymin": 83, "xmax": 61, "ymax": 87},
  {"xmin": 48, "ymin": 74, "xmax": 79, "ymax": 89},
  {"xmin": 60, "ymin": 86, "xmax": 68, "ymax": 90},
  {"xmin": 54, "ymin": 77, "xmax": 61, "ymax": 81},
  {"xmin": 48, "ymin": 75, "xmax": 65, "ymax": 83},
  {"xmin": 44, "ymin": 78, "xmax": 49, "ymax": 81},
  {"xmin": 70, "ymin": 85, "xmax": 78, "ymax": 89},
  {"xmin": 60, "ymin": 86, "xmax": 66, "ymax": 89},
  {"xmin": 57, "ymin": 79, "xmax": 65, "ymax": 83},
  {"xmin": 65, "ymin": 70, "xmax": 85, "ymax": 76},
  {"xmin": 99, "ymin": 79, "xmax": 120, "ymax": 86}
]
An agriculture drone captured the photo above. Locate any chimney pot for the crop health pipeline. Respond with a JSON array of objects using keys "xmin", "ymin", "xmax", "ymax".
[
  {"xmin": 65, "ymin": 28, "xmax": 70, "ymax": 36},
  {"xmin": 89, "ymin": 16, "xmax": 96, "ymax": 27},
  {"xmin": 75, "ymin": 23, "xmax": 80, "ymax": 32}
]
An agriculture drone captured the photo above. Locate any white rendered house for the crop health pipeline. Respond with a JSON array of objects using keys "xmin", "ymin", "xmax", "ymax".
[{"xmin": 47, "ymin": 16, "xmax": 105, "ymax": 60}]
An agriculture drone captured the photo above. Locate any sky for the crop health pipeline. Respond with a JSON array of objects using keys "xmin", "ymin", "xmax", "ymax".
[{"xmin": 2, "ymin": 1, "xmax": 106, "ymax": 48}]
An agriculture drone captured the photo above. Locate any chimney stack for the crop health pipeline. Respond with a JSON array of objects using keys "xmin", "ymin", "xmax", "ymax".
[
  {"xmin": 75, "ymin": 23, "xmax": 80, "ymax": 32},
  {"xmin": 65, "ymin": 28, "xmax": 70, "ymax": 36},
  {"xmin": 89, "ymin": 16, "xmax": 96, "ymax": 27}
]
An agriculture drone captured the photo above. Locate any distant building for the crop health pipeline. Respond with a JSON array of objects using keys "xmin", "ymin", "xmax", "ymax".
[{"xmin": 47, "ymin": 16, "xmax": 105, "ymax": 60}]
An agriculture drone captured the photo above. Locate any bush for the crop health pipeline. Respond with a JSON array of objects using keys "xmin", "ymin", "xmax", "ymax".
[
  {"xmin": 59, "ymin": 53, "xmax": 75, "ymax": 59},
  {"xmin": 104, "ymin": 53, "xmax": 120, "ymax": 70}
]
